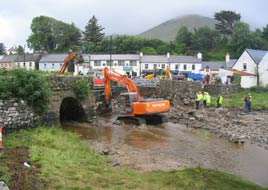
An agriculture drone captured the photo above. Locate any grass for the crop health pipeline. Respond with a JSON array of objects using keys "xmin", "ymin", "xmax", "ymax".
[
  {"xmin": 210, "ymin": 88, "xmax": 268, "ymax": 110},
  {"xmin": 1, "ymin": 127, "xmax": 267, "ymax": 190}
]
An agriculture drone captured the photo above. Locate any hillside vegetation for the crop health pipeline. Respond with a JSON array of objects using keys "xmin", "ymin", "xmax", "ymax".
[{"xmin": 139, "ymin": 15, "xmax": 217, "ymax": 41}]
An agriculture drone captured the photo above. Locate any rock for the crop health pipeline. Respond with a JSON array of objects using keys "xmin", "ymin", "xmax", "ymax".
[{"xmin": 0, "ymin": 181, "xmax": 9, "ymax": 190}]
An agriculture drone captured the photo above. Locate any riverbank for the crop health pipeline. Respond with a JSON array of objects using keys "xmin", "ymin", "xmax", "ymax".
[
  {"xmin": 168, "ymin": 105, "xmax": 268, "ymax": 147},
  {"xmin": 1, "ymin": 127, "xmax": 266, "ymax": 190}
]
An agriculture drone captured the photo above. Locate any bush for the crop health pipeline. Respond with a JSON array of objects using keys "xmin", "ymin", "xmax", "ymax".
[
  {"xmin": 74, "ymin": 79, "xmax": 90, "ymax": 100},
  {"xmin": 0, "ymin": 68, "xmax": 50, "ymax": 113}
]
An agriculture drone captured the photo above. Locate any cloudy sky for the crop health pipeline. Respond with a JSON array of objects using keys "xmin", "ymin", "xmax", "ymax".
[{"xmin": 0, "ymin": 0, "xmax": 267, "ymax": 50}]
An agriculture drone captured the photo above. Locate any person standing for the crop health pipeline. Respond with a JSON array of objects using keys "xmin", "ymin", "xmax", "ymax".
[
  {"xmin": 195, "ymin": 91, "xmax": 202, "ymax": 109},
  {"xmin": 217, "ymin": 94, "xmax": 223, "ymax": 108},
  {"xmin": 203, "ymin": 92, "xmax": 211, "ymax": 108},
  {"xmin": 244, "ymin": 93, "xmax": 252, "ymax": 113}
]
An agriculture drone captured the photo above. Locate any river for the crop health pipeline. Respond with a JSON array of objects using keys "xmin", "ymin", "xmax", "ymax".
[{"xmin": 62, "ymin": 113, "xmax": 268, "ymax": 186}]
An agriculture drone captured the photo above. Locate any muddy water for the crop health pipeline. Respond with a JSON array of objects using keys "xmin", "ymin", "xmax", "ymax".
[{"xmin": 62, "ymin": 114, "xmax": 268, "ymax": 186}]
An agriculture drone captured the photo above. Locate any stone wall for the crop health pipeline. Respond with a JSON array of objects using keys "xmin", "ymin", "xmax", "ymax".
[
  {"xmin": 203, "ymin": 84, "xmax": 241, "ymax": 95},
  {"xmin": 43, "ymin": 75, "xmax": 96, "ymax": 125},
  {"xmin": 109, "ymin": 80, "xmax": 202, "ymax": 107},
  {"xmin": 0, "ymin": 99, "xmax": 36, "ymax": 129}
]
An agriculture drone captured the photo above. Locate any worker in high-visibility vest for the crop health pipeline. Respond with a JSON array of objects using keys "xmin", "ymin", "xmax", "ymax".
[
  {"xmin": 195, "ymin": 91, "xmax": 203, "ymax": 109},
  {"xmin": 203, "ymin": 92, "xmax": 211, "ymax": 108},
  {"xmin": 217, "ymin": 94, "xmax": 223, "ymax": 108}
]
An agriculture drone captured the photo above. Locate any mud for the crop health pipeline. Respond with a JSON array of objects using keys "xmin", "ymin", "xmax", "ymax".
[
  {"xmin": 0, "ymin": 146, "xmax": 47, "ymax": 190},
  {"xmin": 168, "ymin": 106, "xmax": 268, "ymax": 147}
]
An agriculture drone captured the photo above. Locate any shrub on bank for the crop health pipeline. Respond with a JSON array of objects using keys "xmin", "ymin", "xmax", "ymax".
[{"xmin": 0, "ymin": 68, "xmax": 50, "ymax": 113}]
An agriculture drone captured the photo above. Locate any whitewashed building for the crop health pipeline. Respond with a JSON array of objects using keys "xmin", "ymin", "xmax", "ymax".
[
  {"xmin": 232, "ymin": 49, "xmax": 268, "ymax": 87},
  {"xmin": 39, "ymin": 54, "xmax": 67, "ymax": 72},
  {"xmin": 258, "ymin": 52, "xmax": 268, "ymax": 87},
  {"xmin": 88, "ymin": 54, "xmax": 140, "ymax": 76},
  {"xmin": 14, "ymin": 54, "xmax": 42, "ymax": 70},
  {"xmin": 141, "ymin": 52, "xmax": 202, "ymax": 75}
]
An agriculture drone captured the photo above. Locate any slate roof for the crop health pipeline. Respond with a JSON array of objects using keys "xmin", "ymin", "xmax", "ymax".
[
  {"xmin": 169, "ymin": 55, "xmax": 201, "ymax": 63},
  {"xmin": 246, "ymin": 49, "xmax": 268, "ymax": 64},
  {"xmin": 15, "ymin": 53, "xmax": 42, "ymax": 62},
  {"xmin": 141, "ymin": 55, "xmax": 167, "ymax": 63},
  {"xmin": 227, "ymin": 59, "xmax": 237, "ymax": 69},
  {"xmin": 201, "ymin": 61, "xmax": 227, "ymax": 71},
  {"xmin": 89, "ymin": 54, "xmax": 139, "ymax": 60},
  {"xmin": 0, "ymin": 55, "xmax": 18, "ymax": 63},
  {"xmin": 39, "ymin": 54, "xmax": 68, "ymax": 63}
]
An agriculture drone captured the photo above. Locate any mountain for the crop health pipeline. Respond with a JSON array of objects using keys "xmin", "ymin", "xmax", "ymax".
[{"xmin": 138, "ymin": 15, "xmax": 217, "ymax": 42}]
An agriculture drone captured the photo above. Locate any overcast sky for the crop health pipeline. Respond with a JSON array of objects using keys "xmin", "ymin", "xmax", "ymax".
[{"xmin": 0, "ymin": 0, "xmax": 267, "ymax": 50}]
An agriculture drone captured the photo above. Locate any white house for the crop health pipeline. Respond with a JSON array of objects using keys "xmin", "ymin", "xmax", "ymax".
[
  {"xmin": 258, "ymin": 52, "xmax": 268, "ymax": 87},
  {"xmin": 141, "ymin": 52, "xmax": 202, "ymax": 75},
  {"xmin": 232, "ymin": 49, "xmax": 268, "ymax": 88},
  {"xmin": 89, "ymin": 54, "xmax": 140, "ymax": 76},
  {"xmin": 14, "ymin": 54, "xmax": 42, "ymax": 70}
]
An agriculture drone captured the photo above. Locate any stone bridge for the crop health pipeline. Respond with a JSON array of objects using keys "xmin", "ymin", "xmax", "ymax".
[{"xmin": 43, "ymin": 75, "xmax": 96, "ymax": 125}]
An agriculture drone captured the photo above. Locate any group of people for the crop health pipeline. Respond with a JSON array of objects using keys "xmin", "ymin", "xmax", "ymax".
[
  {"xmin": 195, "ymin": 91, "xmax": 223, "ymax": 109},
  {"xmin": 195, "ymin": 91, "xmax": 252, "ymax": 113}
]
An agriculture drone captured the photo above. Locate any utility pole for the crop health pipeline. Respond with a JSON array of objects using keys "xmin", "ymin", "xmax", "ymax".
[{"xmin": 109, "ymin": 35, "xmax": 112, "ymax": 72}]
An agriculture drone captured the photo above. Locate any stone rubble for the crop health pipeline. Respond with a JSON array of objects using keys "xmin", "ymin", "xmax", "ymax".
[{"xmin": 167, "ymin": 105, "xmax": 268, "ymax": 149}]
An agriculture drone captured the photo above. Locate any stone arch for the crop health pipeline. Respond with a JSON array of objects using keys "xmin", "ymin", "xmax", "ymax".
[{"xmin": 60, "ymin": 97, "xmax": 87, "ymax": 122}]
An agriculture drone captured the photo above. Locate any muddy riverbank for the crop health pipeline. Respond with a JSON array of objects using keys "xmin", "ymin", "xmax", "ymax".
[
  {"xmin": 63, "ymin": 111, "xmax": 268, "ymax": 186},
  {"xmin": 168, "ymin": 106, "xmax": 268, "ymax": 147}
]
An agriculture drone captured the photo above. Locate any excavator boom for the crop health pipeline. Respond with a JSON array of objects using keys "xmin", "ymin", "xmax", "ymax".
[
  {"xmin": 59, "ymin": 53, "xmax": 78, "ymax": 75},
  {"xmin": 104, "ymin": 67, "xmax": 170, "ymax": 124}
]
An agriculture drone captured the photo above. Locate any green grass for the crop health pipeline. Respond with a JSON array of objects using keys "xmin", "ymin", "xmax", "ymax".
[
  {"xmin": 211, "ymin": 88, "xmax": 268, "ymax": 110},
  {"xmin": 1, "ymin": 127, "xmax": 267, "ymax": 190}
]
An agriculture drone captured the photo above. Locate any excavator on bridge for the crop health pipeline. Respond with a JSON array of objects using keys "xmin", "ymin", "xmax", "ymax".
[
  {"xmin": 104, "ymin": 67, "xmax": 170, "ymax": 125},
  {"xmin": 59, "ymin": 52, "xmax": 84, "ymax": 75}
]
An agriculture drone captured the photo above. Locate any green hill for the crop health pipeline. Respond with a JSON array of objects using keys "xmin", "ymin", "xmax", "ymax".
[{"xmin": 138, "ymin": 14, "xmax": 217, "ymax": 41}]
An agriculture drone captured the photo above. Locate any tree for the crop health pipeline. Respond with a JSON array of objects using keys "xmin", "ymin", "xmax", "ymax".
[
  {"xmin": 175, "ymin": 26, "xmax": 192, "ymax": 54},
  {"xmin": 27, "ymin": 16, "xmax": 81, "ymax": 52},
  {"xmin": 214, "ymin": 10, "xmax": 241, "ymax": 35},
  {"xmin": 228, "ymin": 22, "xmax": 252, "ymax": 58},
  {"xmin": 190, "ymin": 27, "xmax": 221, "ymax": 59},
  {"xmin": 84, "ymin": 15, "xmax": 105, "ymax": 52},
  {"xmin": 17, "ymin": 45, "xmax": 25, "ymax": 55},
  {"xmin": 0, "ymin": 43, "xmax": 6, "ymax": 55},
  {"xmin": 141, "ymin": 47, "xmax": 157, "ymax": 55}
]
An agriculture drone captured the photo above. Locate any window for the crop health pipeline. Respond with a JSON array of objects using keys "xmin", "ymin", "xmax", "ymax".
[
  {"xmin": 145, "ymin": 64, "xmax": 148, "ymax": 69},
  {"xmin": 183, "ymin": 64, "xmax": 187, "ymax": 70},
  {"xmin": 161, "ymin": 64, "xmax": 165, "ymax": 69},
  {"xmin": 52, "ymin": 63, "xmax": 55, "ymax": 69},
  {"xmin": 17, "ymin": 62, "xmax": 20, "ymax": 67},
  {"xmin": 130, "ymin": 60, "xmax": 137, "ymax": 66},
  {"xmin": 192, "ymin": 64, "xmax": 195, "ymax": 70},
  {"xmin": 153, "ymin": 64, "xmax": 157, "ymax": 69},
  {"xmin": 29, "ymin": 62, "xmax": 32, "ymax": 68},
  {"xmin": 44, "ymin": 64, "xmax": 47, "ymax": 69},
  {"xmin": 94, "ymin": 61, "xmax": 101, "ymax": 66},
  {"xmin": 114, "ymin": 63, "xmax": 117, "ymax": 66},
  {"xmin": 107, "ymin": 60, "xmax": 111, "ymax": 66},
  {"xmin": 60, "ymin": 64, "xmax": 63, "ymax": 68},
  {"xmin": 243, "ymin": 63, "xmax": 247, "ymax": 70},
  {"xmin": 23, "ymin": 62, "xmax": 26, "ymax": 67},
  {"xmin": 175, "ymin": 64, "xmax": 179, "ymax": 70},
  {"xmin": 102, "ymin": 63, "xmax": 106, "ymax": 66},
  {"xmin": 118, "ymin": 60, "xmax": 125, "ymax": 66}
]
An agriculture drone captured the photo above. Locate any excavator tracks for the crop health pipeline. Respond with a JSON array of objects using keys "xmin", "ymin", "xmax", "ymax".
[{"xmin": 117, "ymin": 114, "xmax": 167, "ymax": 126}]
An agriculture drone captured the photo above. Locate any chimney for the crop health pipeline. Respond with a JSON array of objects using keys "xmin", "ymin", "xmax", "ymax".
[
  {"xmin": 167, "ymin": 52, "xmax": 170, "ymax": 58},
  {"xmin": 197, "ymin": 52, "xmax": 202, "ymax": 60},
  {"xmin": 139, "ymin": 52, "xmax": 143, "ymax": 57},
  {"xmin": 225, "ymin": 52, "xmax": 230, "ymax": 63}
]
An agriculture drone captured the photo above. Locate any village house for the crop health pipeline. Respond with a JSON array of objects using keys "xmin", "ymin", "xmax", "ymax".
[
  {"xmin": 89, "ymin": 54, "xmax": 140, "ymax": 76},
  {"xmin": 14, "ymin": 53, "xmax": 42, "ymax": 70},
  {"xmin": 232, "ymin": 49, "xmax": 268, "ymax": 88},
  {"xmin": 0, "ymin": 55, "xmax": 18, "ymax": 69}
]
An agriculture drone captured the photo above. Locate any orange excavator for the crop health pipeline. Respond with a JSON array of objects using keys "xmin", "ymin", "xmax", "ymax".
[
  {"xmin": 104, "ymin": 67, "xmax": 170, "ymax": 125},
  {"xmin": 59, "ymin": 52, "xmax": 84, "ymax": 75}
]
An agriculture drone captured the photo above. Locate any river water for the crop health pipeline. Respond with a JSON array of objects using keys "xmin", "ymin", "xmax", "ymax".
[{"xmin": 62, "ymin": 114, "xmax": 268, "ymax": 186}]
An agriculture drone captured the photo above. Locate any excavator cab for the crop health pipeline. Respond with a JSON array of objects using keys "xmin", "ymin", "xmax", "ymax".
[{"xmin": 119, "ymin": 92, "xmax": 138, "ymax": 114}]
